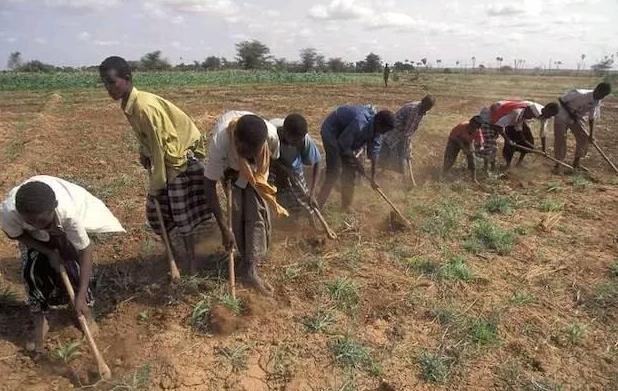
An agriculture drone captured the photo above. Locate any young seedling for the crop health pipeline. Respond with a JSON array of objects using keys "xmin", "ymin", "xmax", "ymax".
[
  {"xmin": 468, "ymin": 316, "xmax": 499, "ymax": 346},
  {"xmin": 418, "ymin": 351, "xmax": 451, "ymax": 384},
  {"xmin": 217, "ymin": 344, "xmax": 249, "ymax": 372},
  {"xmin": 303, "ymin": 308, "xmax": 336, "ymax": 333},
  {"xmin": 326, "ymin": 278, "xmax": 360, "ymax": 311},
  {"xmin": 330, "ymin": 336, "xmax": 382, "ymax": 376},
  {"xmin": 538, "ymin": 198, "xmax": 564, "ymax": 212},
  {"xmin": 53, "ymin": 340, "xmax": 82, "ymax": 365},
  {"xmin": 465, "ymin": 219, "xmax": 515, "ymax": 255},
  {"xmin": 438, "ymin": 256, "xmax": 473, "ymax": 281},
  {"xmin": 484, "ymin": 194, "xmax": 513, "ymax": 214},
  {"xmin": 191, "ymin": 296, "xmax": 211, "ymax": 331},
  {"xmin": 510, "ymin": 291, "xmax": 537, "ymax": 306},
  {"xmin": 219, "ymin": 293, "xmax": 243, "ymax": 315},
  {"xmin": 564, "ymin": 322, "xmax": 586, "ymax": 345}
]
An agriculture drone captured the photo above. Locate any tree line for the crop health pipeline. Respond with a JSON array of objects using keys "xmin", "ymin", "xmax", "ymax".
[{"xmin": 5, "ymin": 40, "xmax": 617, "ymax": 74}]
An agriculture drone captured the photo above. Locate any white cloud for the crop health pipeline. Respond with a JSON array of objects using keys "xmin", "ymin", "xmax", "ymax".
[
  {"xmin": 144, "ymin": 0, "xmax": 239, "ymax": 15},
  {"xmin": 486, "ymin": 0, "xmax": 541, "ymax": 17},
  {"xmin": 93, "ymin": 40, "xmax": 119, "ymax": 46},
  {"xmin": 5, "ymin": 37, "xmax": 18, "ymax": 43},
  {"xmin": 18, "ymin": 0, "xmax": 123, "ymax": 11},
  {"xmin": 309, "ymin": 0, "xmax": 372, "ymax": 20},
  {"xmin": 264, "ymin": 9, "xmax": 280, "ymax": 18},
  {"xmin": 171, "ymin": 15, "xmax": 184, "ymax": 24},
  {"xmin": 78, "ymin": 31, "xmax": 90, "ymax": 41}
]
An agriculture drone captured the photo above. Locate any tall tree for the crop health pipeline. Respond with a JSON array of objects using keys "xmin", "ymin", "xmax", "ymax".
[
  {"xmin": 7, "ymin": 51, "xmax": 22, "ymax": 70},
  {"xmin": 364, "ymin": 52, "xmax": 382, "ymax": 72},
  {"xmin": 327, "ymin": 57, "xmax": 345, "ymax": 72},
  {"xmin": 471, "ymin": 56, "xmax": 476, "ymax": 69},
  {"xmin": 235, "ymin": 40, "xmax": 271, "ymax": 69},
  {"xmin": 299, "ymin": 48, "xmax": 318, "ymax": 72},
  {"xmin": 421, "ymin": 58, "xmax": 427, "ymax": 68},
  {"xmin": 202, "ymin": 56, "xmax": 221, "ymax": 70},
  {"xmin": 140, "ymin": 50, "xmax": 171, "ymax": 70}
]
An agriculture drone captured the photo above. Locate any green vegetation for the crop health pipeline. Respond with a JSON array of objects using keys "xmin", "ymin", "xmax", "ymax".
[
  {"xmin": 326, "ymin": 278, "xmax": 360, "ymax": 311},
  {"xmin": 422, "ymin": 201, "xmax": 463, "ymax": 238},
  {"xmin": 464, "ymin": 219, "xmax": 515, "ymax": 255},
  {"xmin": 609, "ymin": 261, "xmax": 618, "ymax": 277},
  {"xmin": 0, "ymin": 70, "xmax": 380, "ymax": 91},
  {"xmin": 538, "ymin": 198, "xmax": 565, "ymax": 212},
  {"xmin": 469, "ymin": 316, "xmax": 500, "ymax": 346},
  {"xmin": 330, "ymin": 336, "xmax": 382, "ymax": 376},
  {"xmin": 0, "ymin": 285, "xmax": 18, "ymax": 306},
  {"xmin": 191, "ymin": 296, "xmax": 211, "ymax": 332},
  {"xmin": 439, "ymin": 256, "xmax": 473, "ymax": 281},
  {"xmin": 218, "ymin": 344, "xmax": 250, "ymax": 372},
  {"xmin": 419, "ymin": 351, "xmax": 451, "ymax": 383},
  {"xmin": 220, "ymin": 293, "xmax": 243, "ymax": 316},
  {"xmin": 564, "ymin": 322, "xmax": 586, "ymax": 345},
  {"xmin": 303, "ymin": 308, "xmax": 337, "ymax": 333},
  {"xmin": 510, "ymin": 291, "xmax": 537, "ymax": 306},
  {"xmin": 53, "ymin": 340, "xmax": 81, "ymax": 364},
  {"xmin": 484, "ymin": 194, "xmax": 513, "ymax": 214}
]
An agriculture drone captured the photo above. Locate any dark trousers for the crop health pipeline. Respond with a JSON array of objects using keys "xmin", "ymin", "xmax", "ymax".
[
  {"xmin": 443, "ymin": 139, "xmax": 474, "ymax": 172},
  {"xmin": 503, "ymin": 123, "xmax": 534, "ymax": 166}
]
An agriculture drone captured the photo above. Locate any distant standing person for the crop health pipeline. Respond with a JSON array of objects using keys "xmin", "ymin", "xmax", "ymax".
[
  {"xmin": 99, "ymin": 56, "xmax": 213, "ymax": 274},
  {"xmin": 554, "ymin": 82, "xmax": 612, "ymax": 173},
  {"xmin": 383, "ymin": 63, "xmax": 391, "ymax": 87},
  {"xmin": 317, "ymin": 105, "xmax": 395, "ymax": 210},
  {"xmin": 378, "ymin": 95, "xmax": 435, "ymax": 183},
  {"xmin": 1, "ymin": 176, "xmax": 124, "ymax": 352},
  {"xmin": 442, "ymin": 116, "xmax": 485, "ymax": 183}
]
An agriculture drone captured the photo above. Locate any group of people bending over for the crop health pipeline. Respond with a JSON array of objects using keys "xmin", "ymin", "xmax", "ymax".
[
  {"xmin": 443, "ymin": 82, "xmax": 612, "ymax": 182},
  {"xmin": 0, "ymin": 54, "xmax": 611, "ymax": 351}
]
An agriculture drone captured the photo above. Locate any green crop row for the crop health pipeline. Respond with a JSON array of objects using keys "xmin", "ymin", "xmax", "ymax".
[{"xmin": 0, "ymin": 70, "xmax": 382, "ymax": 91}]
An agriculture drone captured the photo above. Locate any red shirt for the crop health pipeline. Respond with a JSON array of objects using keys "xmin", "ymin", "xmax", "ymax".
[
  {"xmin": 449, "ymin": 122, "xmax": 484, "ymax": 145},
  {"xmin": 490, "ymin": 100, "xmax": 529, "ymax": 124}
]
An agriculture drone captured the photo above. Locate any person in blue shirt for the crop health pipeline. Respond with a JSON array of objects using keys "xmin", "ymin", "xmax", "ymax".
[
  {"xmin": 269, "ymin": 114, "xmax": 321, "ymax": 217},
  {"xmin": 317, "ymin": 105, "xmax": 395, "ymax": 210}
]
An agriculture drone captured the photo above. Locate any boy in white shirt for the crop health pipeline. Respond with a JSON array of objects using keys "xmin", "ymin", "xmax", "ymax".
[
  {"xmin": 203, "ymin": 112, "xmax": 286, "ymax": 294},
  {"xmin": 1, "ymin": 176, "xmax": 124, "ymax": 352}
]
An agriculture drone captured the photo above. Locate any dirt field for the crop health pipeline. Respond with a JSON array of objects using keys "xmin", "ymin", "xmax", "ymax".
[{"xmin": 1, "ymin": 73, "xmax": 617, "ymax": 390}]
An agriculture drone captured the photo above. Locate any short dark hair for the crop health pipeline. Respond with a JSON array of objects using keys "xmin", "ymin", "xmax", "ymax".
[
  {"xmin": 374, "ymin": 110, "xmax": 395, "ymax": 130},
  {"xmin": 283, "ymin": 113, "xmax": 308, "ymax": 138},
  {"xmin": 236, "ymin": 115, "xmax": 268, "ymax": 148},
  {"xmin": 421, "ymin": 95, "xmax": 436, "ymax": 108},
  {"xmin": 469, "ymin": 115, "xmax": 484, "ymax": 128},
  {"xmin": 99, "ymin": 56, "xmax": 132, "ymax": 81},
  {"xmin": 15, "ymin": 181, "xmax": 56, "ymax": 215},
  {"xmin": 593, "ymin": 82, "xmax": 611, "ymax": 99},
  {"xmin": 542, "ymin": 102, "xmax": 559, "ymax": 117}
]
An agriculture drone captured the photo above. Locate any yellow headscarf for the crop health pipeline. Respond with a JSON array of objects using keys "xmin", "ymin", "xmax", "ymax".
[{"xmin": 228, "ymin": 120, "xmax": 289, "ymax": 217}]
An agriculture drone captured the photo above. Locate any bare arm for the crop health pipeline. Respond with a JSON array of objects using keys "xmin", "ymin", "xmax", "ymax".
[
  {"xmin": 309, "ymin": 162, "xmax": 319, "ymax": 200},
  {"xmin": 12, "ymin": 232, "xmax": 56, "ymax": 257},
  {"xmin": 205, "ymin": 178, "xmax": 235, "ymax": 250},
  {"xmin": 589, "ymin": 118, "xmax": 594, "ymax": 140},
  {"xmin": 74, "ymin": 245, "xmax": 93, "ymax": 315}
]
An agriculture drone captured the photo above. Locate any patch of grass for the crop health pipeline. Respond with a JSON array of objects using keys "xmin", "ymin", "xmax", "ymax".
[
  {"xmin": 303, "ymin": 308, "xmax": 336, "ymax": 333},
  {"xmin": 219, "ymin": 293, "xmax": 243, "ymax": 315},
  {"xmin": 465, "ymin": 219, "xmax": 515, "ymax": 255},
  {"xmin": 330, "ymin": 336, "xmax": 382, "ymax": 376},
  {"xmin": 418, "ymin": 351, "xmax": 451, "ymax": 384},
  {"xmin": 468, "ymin": 316, "xmax": 499, "ymax": 346},
  {"xmin": 137, "ymin": 310, "xmax": 150, "ymax": 322},
  {"xmin": 326, "ymin": 278, "xmax": 360, "ymax": 311},
  {"xmin": 402, "ymin": 256, "xmax": 439, "ymax": 276},
  {"xmin": 545, "ymin": 181, "xmax": 564, "ymax": 193},
  {"xmin": 110, "ymin": 363, "xmax": 152, "ymax": 390},
  {"xmin": 283, "ymin": 264, "xmax": 302, "ymax": 281},
  {"xmin": 306, "ymin": 256, "xmax": 326, "ymax": 275},
  {"xmin": 431, "ymin": 307, "xmax": 458, "ymax": 325},
  {"xmin": 0, "ymin": 285, "xmax": 19, "ymax": 306},
  {"xmin": 267, "ymin": 344, "xmax": 295, "ymax": 383},
  {"xmin": 564, "ymin": 322, "xmax": 585, "ymax": 345},
  {"xmin": 511, "ymin": 291, "xmax": 537, "ymax": 306},
  {"xmin": 484, "ymin": 194, "xmax": 513, "ymax": 214},
  {"xmin": 569, "ymin": 174, "xmax": 590, "ymax": 190},
  {"xmin": 591, "ymin": 281, "xmax": 618, "ymax": 310},
  {"xmin": 190, "ymin": 296, "xmax": 211, "ymax": 332},
  {"xmin": 341, "ymin": 246, "xmax": 365, "ymax": 268},
  {"xmin": 217, "ymin": 344, "xmax": 249, "ymax": 372},
  {"xmin": 538, "ymin": 198, "xmax": 564, "ymax": 212},
  {"xmin": 438, "ymin": 256, "xmax": 473, "ymax": 281},
  {"xmin": 609, "ymin": 261, "xmax": 618, "ymax": 278},
  {"xmin": 422, "ymin": 201, "xmax": 462, "ymax": 238},
  {"xmin": 4, "ymin": 137, "xmax": 27, "ymax": 160},
  {"xmin": 53, "ymin": 340, "xmax": 81, "ymax": 364}
]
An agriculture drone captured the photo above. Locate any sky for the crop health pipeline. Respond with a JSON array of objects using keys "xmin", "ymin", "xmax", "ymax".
[{"xmin": 0, "ymin": 0, "xmax": 617, "ymax": 70}]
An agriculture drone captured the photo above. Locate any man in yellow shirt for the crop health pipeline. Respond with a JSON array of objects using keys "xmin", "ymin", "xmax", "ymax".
[{"xmin": 99, "ymin": 56, "xmax": 213, "ymax": 274}]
